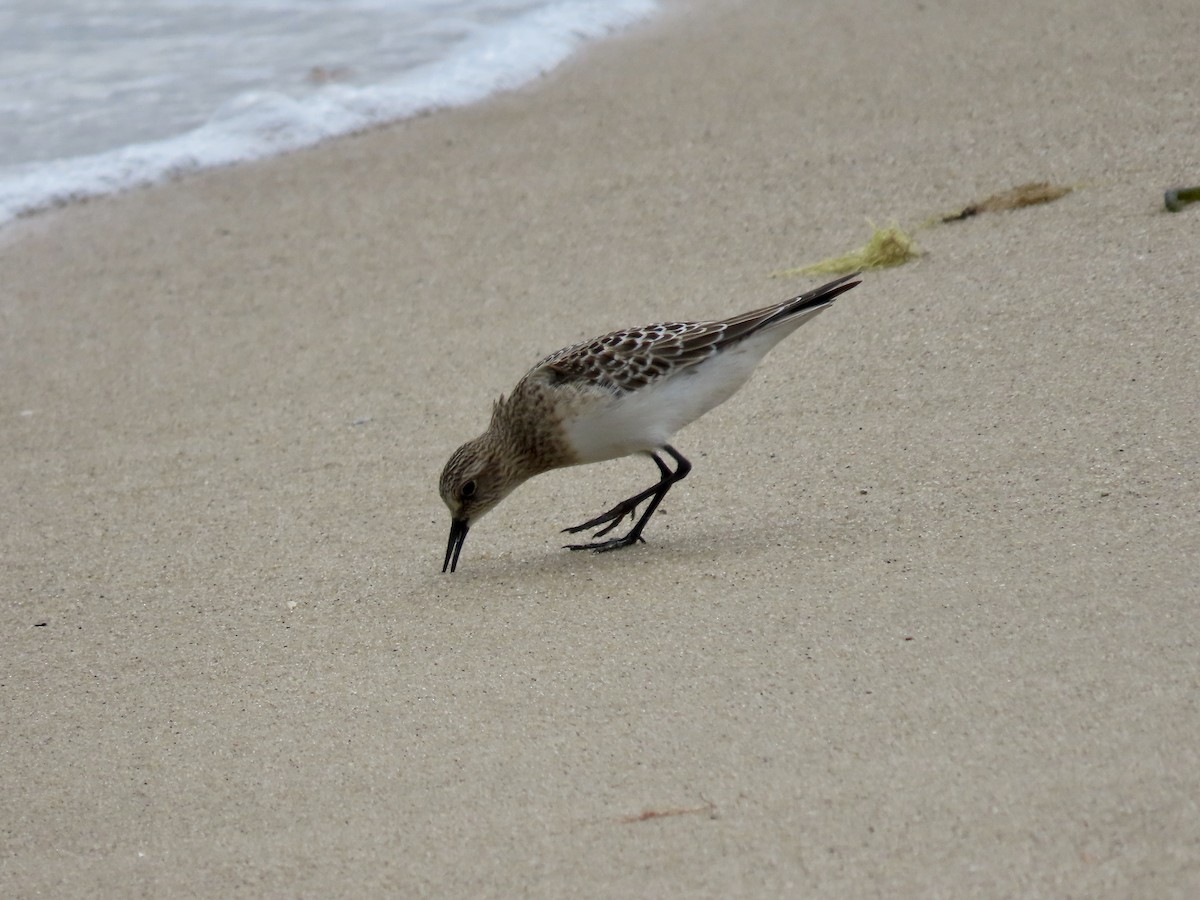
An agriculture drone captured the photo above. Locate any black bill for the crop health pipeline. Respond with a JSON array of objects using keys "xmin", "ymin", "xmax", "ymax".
[{"xmin": 443, "ymin": 518, "xmax": 469, "ymax": 573}]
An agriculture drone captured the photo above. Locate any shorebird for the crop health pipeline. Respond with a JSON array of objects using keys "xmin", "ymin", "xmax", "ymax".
[{"xmin": 439, "ymin": 273, "xmax": 860, "ymax": 572}]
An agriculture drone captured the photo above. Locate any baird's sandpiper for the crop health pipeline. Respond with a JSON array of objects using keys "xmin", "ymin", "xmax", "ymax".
[{"xmin": 439, "ymin": 273, "xmax": 860, "ymax": 572}]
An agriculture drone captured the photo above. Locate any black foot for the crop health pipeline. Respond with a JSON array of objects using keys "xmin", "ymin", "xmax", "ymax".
[
  {"xmin": 560, "ymin": 445, "xmax": 692, "ymax": 556},
  {"xmin": 564, "ymin": 533, "xmax": 646, "ymax": 553},
  {"xmin": 561, "ymin": 494, "xmax": 648, "ymax": 539}
]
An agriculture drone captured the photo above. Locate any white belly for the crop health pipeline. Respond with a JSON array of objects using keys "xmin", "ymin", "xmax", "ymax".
[{"xmin": 563, "ymin": 333, "xmax": 777, "ymax": 464}]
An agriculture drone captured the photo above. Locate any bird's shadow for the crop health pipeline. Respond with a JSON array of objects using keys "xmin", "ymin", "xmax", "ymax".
[{"xmin": 516, "ymin": 512, "xmax": 851, "ymax": 577}]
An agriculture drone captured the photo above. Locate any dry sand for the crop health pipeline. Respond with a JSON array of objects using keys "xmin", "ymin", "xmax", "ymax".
[{"xmin": 3, "ymin": 0, "xmax": 1198, "ymax": 895}]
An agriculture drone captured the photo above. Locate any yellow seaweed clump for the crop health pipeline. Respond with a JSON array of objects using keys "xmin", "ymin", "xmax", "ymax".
[{"xmin": 774, "ymin": 223, "xmax": 921, "ymax": 277}]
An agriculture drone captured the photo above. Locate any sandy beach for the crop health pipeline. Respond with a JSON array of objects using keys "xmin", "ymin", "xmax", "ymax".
[{"xmin": 3, "ymin": 0, "xmax": 1198, "ymax": 895}]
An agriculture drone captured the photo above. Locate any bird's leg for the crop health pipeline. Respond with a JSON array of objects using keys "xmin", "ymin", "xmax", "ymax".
[
  {"xmin": 563, "ymin": 446, "xmax": 692, "ymax": 552},
  {"xmin": 562, "ymin": 452, "xmax": 671, "ymax": 537}
]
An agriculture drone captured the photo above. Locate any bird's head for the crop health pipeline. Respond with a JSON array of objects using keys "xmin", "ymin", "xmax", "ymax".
[{"xmin": 438, "ymin": 434, "xmax": 522, "ymax": 572}]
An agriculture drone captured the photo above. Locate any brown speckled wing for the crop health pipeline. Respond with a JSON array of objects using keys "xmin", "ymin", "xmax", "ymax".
[
  {"xmin": 536, "ymin": 320, "xmax": 727, "ymax": 394},
  {"xmin": 532, "ymin": 273, "xmax": 860, "ymax": 395}
]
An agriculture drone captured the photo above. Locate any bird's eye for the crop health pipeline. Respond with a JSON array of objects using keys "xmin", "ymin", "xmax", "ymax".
[{"xmin": 461, "ymin": 480, "xmax": 477, "ymax": 499}]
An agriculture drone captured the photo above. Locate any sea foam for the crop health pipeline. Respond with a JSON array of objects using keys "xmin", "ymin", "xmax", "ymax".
[{"xmin": 0, "ymin": 0, "xmax": 657, "ymax": 227}]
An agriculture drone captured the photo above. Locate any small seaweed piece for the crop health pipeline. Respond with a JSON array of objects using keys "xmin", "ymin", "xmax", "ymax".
[
  {"xmin": 618, "ymin": 796, "xmax": 717, "ymax": 824},
  {"xmin": 774, "ymin": 222, "xmax": 921, "ymax": 277},
  {"xmin": 942, "ymin": 181, "xmax": 1072, "ymax": 222},
  {"xmin": 1164, "ymin": 186, "xmax": 1200, "ymax": 212}
]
